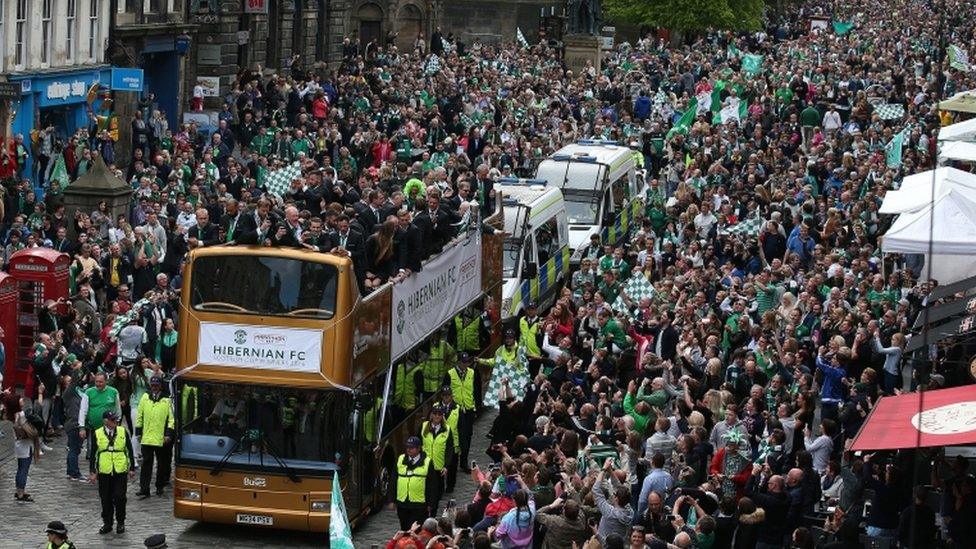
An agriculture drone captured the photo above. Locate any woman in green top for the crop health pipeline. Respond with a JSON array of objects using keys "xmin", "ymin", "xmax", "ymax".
[{"xmin": 157, "ymin": 318, "xmax": 178, "ymax": 373}]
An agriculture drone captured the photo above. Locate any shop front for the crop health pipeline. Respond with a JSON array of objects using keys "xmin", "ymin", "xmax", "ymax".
[{"xmin": 7, "ymin": 66, "xmax": 112, "ymax": 178}]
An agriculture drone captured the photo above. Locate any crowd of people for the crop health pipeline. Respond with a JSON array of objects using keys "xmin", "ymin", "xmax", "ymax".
[{"xmin": 0, "ymin": 0, "xmax": 974, "ymax": 545}]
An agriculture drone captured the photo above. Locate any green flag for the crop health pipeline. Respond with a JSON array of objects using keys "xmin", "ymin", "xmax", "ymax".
[
  {"xmin": 886, "ymin": 128, "xmax": 907, "ymax": 168},
  {"xmin": 329, "ymin": 471, "xmax": 354, "ymax": 549},
  {"xmin": 49, "ymin": 153, "xmax": 69, "ymax": 188},
  {"xmin": 727, "ymin": 43, "xmax": 741, "ymax": 59},
  {"xmin": 948, "ymin": 45, "xmax": 971, "ymax": 72},
  {"xmin": 741, "ymin": 54, "xmax": 764, "ymax": 77},
  {"xmin": 710, "ymin": 80, "xmax": 727, "ymax": 114},
  {"xmin": 832, "ymin": 21, "xmax": 855, "ymax": 35},
  {"xmin": 666, "ymin": 97, "xmax": 698, "ymax": 140}
]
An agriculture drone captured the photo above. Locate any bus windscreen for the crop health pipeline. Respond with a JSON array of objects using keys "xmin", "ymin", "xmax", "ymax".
[
  {"xmin": 177, "ymin": 380, "xmax": 350, "ymax": 475},
  {"xmin": 191, "ymin": 255, "xmax": 338, "ymax": 319}
]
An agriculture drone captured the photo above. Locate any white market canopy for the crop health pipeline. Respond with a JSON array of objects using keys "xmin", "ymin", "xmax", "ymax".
[
  {"xmin": 939, "ymin": 116, "xmax": 976, "ymax": 142},
  {"xmin": 939, "ymin": 141, "xmax": 976, "ymax": 163},
  {"xmin": 939, "ymin": 90, "xmax": 976, "ymax": 114},
  {"xmin": 879, "ymin": 167, "xmax": 976, "ymax": 214},
  {"xmin": 882, "ymin": 189, "xmax": 976, "ymax": 255}
]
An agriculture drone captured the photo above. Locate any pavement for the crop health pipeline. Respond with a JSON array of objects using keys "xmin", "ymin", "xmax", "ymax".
[{"xmin": 0, "ymin": 410, "xmax": 496, "ymax": 548}]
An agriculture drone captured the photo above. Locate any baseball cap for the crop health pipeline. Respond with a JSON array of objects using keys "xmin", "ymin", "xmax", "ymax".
[{"xmin": 405, "ymin": 436, "xmax": 421, "ymax": 448}]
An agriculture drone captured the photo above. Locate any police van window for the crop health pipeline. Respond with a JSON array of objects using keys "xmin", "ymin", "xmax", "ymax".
[
  {"xmin": 521, "ymin": 238, "xmax": 534, "ymax": 274},
  {"xmin": 534, "ymin": 217, "xmax": 558, "ymax": 267},
  {"xmin": 612, "ymin": 174, "xmax": 630, "ymax": 209}
]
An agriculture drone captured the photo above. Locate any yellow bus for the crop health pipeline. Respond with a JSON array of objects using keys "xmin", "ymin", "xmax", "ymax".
[{"xmin": 172, "ymin": 219, "xmax": 502, "ymax": 532}]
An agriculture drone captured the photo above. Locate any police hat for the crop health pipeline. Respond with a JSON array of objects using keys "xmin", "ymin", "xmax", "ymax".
[
  {"xmin": 440, "ymin": 384, "xmax": 454, "ymax": 395},
  {"xmin": 457, "ymin": 352, "xmax": 472, "ymax": 363},
  {"xmin": 144, "ymin": 533, "xmax": 168, "ymax": 549},
  {"xmin": 405, "ymin": 436, "xmax": 422, "ymax": 448},
  {"xmin": 150, "ymin": 376, "xmax": 164, "ymax": 385},
  {"xmin": 526, "ymin": 301, "xmax": 537, "ymax": 310},
  {"xmin": 102, "ymin": 410, "xmax": 120, "ymax": 422},
  {"xmin": 504, "ymin": 328, "xmax": 517, "ymax": 339},
  {"xmin": 430, "ymin": 404, "xmax": 445, "ymax": 415},
  {"xmin": 45, "ymin": 521, "xmax": 68, "ymax": 536}
]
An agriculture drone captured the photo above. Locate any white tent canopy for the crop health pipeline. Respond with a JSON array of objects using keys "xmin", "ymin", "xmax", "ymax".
[
  {"xmin": 939, "ymin": 141, "xmax": 976, "ymax": 163},
  {"xmin": 882, "ymin": 189, "xmax": 976, "ymax": 255},
  {"xmin": 939, "ymin": 117, "xmax": 976, "ymax": 142},
  {"xmin": 879, "ymin": 167, "xmax": 976, "ymax": 214},
  {"xmin": 939, "ymin": 90, "xmax": 976, "ymax": 114}
]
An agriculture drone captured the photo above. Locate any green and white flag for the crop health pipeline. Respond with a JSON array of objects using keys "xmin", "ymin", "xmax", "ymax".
[
  {"xmin": 719, "ymin": 215, "xmax": 763, "ymax": 237},
  {"xmin": 696, "ymin": 90, "xmax": 712, "ymax": 114},
  {"xmin": 832, "ymin": 20, "xmax": 855, "ymax": 35},
  {"xmin": 874, "ymin": 103, "xmax": 905, "ymax": 120},
  {"xmin": 265, "ymin": 161, "xmax": 301, "ymax": 197},
  {"xmin": 719, "ymin": 97, "xmax": 747, "ymax": 125},
  {"xmin": 727, "ymin": 43, "xmax": 741, "ymax": 59},
  {"xmin": 110, "ymin": 298, "xmax": 151, "ymax": 338},
  {"xmin": 666, "ymin": 97, "xmax": 698, "ymax": 140},
  {"xmin": 612, "ymin": 271, "xmax": 656, "ymax": 315},
  {"xmin": 49, "ymin": 153, "xmax": 69, "ymax": 188},
  {"xmin": 516, "ymin": 27, "xmax": 529, "ymax": 48},
  {"xmin": 329, "ymin": 471, "xmax": 354, "ymax": 549},
  {"xmin": 741, "ymin": 54, "xmax": 764, "ymax": 77},
  {"xmin": 886, "ymin": 128, "xmax": 908, "ymax": 168},
  {"xmin": 948, "ymin": 45, "xmax": 971, "ymax": 72},
  {"xmin": 424, "ymin": 54, "xmax": 441, "ymax": 76}
]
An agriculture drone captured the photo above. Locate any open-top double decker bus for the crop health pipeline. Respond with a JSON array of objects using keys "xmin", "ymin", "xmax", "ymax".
[{"xmin": 172, "ymin": 215, "xmax": 502, "ymax": 532}]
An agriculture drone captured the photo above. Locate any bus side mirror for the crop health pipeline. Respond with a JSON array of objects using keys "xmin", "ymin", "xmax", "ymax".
[{"xmin": 523, "ymin": 262, "xmax": 538, "ymax": 279}]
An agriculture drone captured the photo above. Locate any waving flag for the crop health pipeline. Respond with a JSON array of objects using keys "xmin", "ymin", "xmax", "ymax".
[
  {"xmin": 741, "ymin": 54, "xmax": 764, "ymax": 77},
  {"xmin": 516, "ymin": 27, "xmax": 529, "ymax": 48},
  {"xmin": 886, "ymin": 128, "xmax": 908, "ymax": 168},
  {"xmin": 329, "ymin": 471, "xmax": 354, "ymax": 549},
  {"xmin": 50, "ymin": 153, "xmax": 69, "ymax": 188},
  {"xmin": 832, "ymin": 20, "xmax": 855, "ymax": 35},
  {"xmin": 265, "ymin": 161, "xmax": 301, "ymax": 197},
  {"xmin": 666, "ymin": 97, "xmax": 698, "ymax": 140},
  {"xmin": 948, "ymin": 45, "xmax": 971, "ymax": 72}
]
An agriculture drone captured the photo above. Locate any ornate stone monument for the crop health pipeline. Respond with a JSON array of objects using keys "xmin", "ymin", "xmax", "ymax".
[
  {"xmin": 563, "ymin": 0, "xmax": 603, "ymax": 73},
  {"xmin": 62, "ymin": 154, "xmax": 133, "ymax": 239}
]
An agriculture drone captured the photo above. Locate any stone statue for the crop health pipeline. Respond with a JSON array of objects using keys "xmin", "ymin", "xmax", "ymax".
[{"xmin": 566, "ymin": 0, "xmax": 600, "ymax": 35}]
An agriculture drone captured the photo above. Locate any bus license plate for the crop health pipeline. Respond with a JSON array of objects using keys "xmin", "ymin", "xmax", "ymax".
[{"xmin": 236, "ymin": 514, "xmax": 273, "ymax": 526}]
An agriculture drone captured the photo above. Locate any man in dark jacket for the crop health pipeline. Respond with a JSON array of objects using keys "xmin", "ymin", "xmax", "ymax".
[
  {"xmin": 395, "ymin": 209, "xmax": 423, "ymax": 273},
  {"xmin": 187, "ymin": 208, "xmax": 218, "ymax": 249},
  {"xmin": 413, "ymin": 190, "xmax": 459, "ymax": 259},
  {"xmin": 745, "ymin": 466, "xmax": 789, "ymax": 549}
]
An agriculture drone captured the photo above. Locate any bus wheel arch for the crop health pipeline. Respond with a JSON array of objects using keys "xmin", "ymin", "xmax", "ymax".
[{"xmin": 374, "ymin": 446, "xmax": 396, "ymax": 511}]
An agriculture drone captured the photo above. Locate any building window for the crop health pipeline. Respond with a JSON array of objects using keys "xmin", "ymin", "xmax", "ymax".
[
  {"xmin": 66, "ymin": 0, "xmax": 76, "ymax": 61},
  {"xmin": 124, "ymin": 0, "xmax": 135, "ymax": 12},
  {"xmin": 14, "ymin": 0, "xmax": 26, "ymax": 68},
  {"xmin": 89, "ymin": 0, "xmax": 99, "ymax": 60},
  {"xmin": 41, "ymin": 0, "xmax": 53, "ymax": 65},
  {"xmin": 148, "ymin": 0, "xmax": 161, "ymax": 13}
]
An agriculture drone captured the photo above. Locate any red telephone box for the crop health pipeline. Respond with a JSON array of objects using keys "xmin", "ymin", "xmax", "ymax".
[
  {"xmin": 5, "ymin": 249, "xmax": 70, "ymax": 393},
  {"xmin": 0, "ymin": 272, "xmax": 17, "ymax": 391}
]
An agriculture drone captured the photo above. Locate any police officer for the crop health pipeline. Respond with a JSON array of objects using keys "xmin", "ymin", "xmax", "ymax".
[
  {"xmin": 421, "ymin": 330, "xmax": 456, "ymax": 401},
  {"xmin": 442, "ymin": 352, "xmax": 482, "ymax": 473},
  {"xmin": 135, "ymin": 376, "xmax": 175, "ymax": 498},
  {"xmin": 437, "ymin": 386, "xmax": 462, "ymax": 492},
  {"xmin": 90, "ymin": 410, "xmax": 135, "ymax": 534},
  {"xmin": 44, "ymin": 521, "xmax": 75, "ymax": 549},
  {"xmin": 420, "ymin": 405, "xmax": 454, "ymax": 513},
  {"xmin": 393, "ymin": 436, "xmax": 436, "ymax": 530},
  {"xmin": 518, "ymin": 301, "xmax": 545, "ymax": 376}
]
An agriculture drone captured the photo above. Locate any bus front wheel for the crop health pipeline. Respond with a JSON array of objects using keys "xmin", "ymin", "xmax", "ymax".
[{"xmin": 374, "ymin": 451, "xmax": 395, "ymax": 513}]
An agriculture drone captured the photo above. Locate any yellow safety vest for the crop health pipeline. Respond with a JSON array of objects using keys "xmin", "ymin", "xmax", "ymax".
[
  {"xmin": 181, "ymin": 385, "xmax": 198, "ymax": 425},
  {"xmin": 421, "ymin": 421, "xmax": 452, "ymax": 469},
  {"xmin": 422, "ymin": 341, "xmax": 455, "ymax": 393},
  {"xmin": 443, "ymin": 405, "xmax": 460, "ymax": 452},
  {"xmin": 448, "ymin": 367, "xmax": 476, "ymax": 411},
  {"xmin": 135, "ymin": 393, "xmax": 174, "ymax": 447},
  {"xmin": 519, "ymin": 317, "xmax": 541, "ymax": 357},
  {"xmin": 454, "ymin": 315, "xmax": 480, "ymax": 352},
  {"xmin": 393, "ymin": 362, "xmax": 418, "ymax": 409},
  {"xmin": 364, "ymin": 397, "xmax": 383, "ymax": 443},
  {"xmin": 396, "ymin": 454, "xmax": 431, "ymax": 504},
  {"xmin": 94, "ymin": 426, "xmax": 130, "ymax": 475}
]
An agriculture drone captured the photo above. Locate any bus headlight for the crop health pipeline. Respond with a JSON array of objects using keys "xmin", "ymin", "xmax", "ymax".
[
  {"xmin": 179, "ymin": 489, "xmax": 201, "ymax": 501},
  {"xmin": 311, "ymin": 501, "xmax": 329, "ymax": 511}
]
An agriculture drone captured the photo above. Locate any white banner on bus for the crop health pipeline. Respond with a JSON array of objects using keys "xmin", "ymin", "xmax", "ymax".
[
  {"xmin": 391, "ymin": 232, "xmax": 482, "ymax": 360},
  {"xmin": 198, "ymin": 322, "xmax": 322, "ymax": 373}
]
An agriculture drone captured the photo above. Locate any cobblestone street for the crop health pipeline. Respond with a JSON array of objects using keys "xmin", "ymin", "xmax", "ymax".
[{"xmin": 0, "ymin": 410, "xmax": 495, "ymax": 548}]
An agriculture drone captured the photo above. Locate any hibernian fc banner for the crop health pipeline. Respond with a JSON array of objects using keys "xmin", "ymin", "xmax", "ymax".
[
  {"xmin": 198, "ymin": 322, "xmax": 322, "ymax": 373},
  {"xmin": 391, "ymin": 232, "xmax": 482, "ymax": 360}
]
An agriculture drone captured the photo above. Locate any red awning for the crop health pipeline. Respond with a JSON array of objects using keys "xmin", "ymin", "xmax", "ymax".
[{"xmin": 850, "ymin": 385, "xmax": 976, "ymax": 451}]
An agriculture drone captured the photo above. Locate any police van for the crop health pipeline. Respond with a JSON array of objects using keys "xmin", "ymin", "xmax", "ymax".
[
  {"xmin": 535, "ymin": 140, "xmax": 645, "ymax": 264},
  {"xmin": 497, "ymin": 178, "xmax": 570, "ymax": 321}
]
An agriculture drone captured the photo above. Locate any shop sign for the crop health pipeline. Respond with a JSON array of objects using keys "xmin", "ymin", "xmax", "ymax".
[
  {"xmin": 110, "ymin": 68, "xmax": 144, "ymax": 92},
  {"xmin": 0, "ymin": 82, "xmax": 21, "ymax": 100},
  {"xmin": 46, "ymin": 81, "xmax": 88, "ymax": 101},
  {"xmin": 244, "ymin": 0, "xmax": 268, "ymax": 14}
]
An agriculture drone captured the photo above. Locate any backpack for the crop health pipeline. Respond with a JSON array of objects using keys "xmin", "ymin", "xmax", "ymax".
[{"xmin": 24, "ymin": 406, "xmax": 46, "ymax": 434}]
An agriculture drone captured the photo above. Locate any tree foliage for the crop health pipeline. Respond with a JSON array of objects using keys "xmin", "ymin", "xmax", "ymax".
[{"xmin": 604, "ymin": 0, "xmax": 765, "ymax": 34}]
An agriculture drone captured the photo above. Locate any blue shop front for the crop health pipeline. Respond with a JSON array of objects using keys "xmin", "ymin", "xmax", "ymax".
[{"xmin": 7, "ymin": 65, "xmax": 112, "ymax": 177}]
